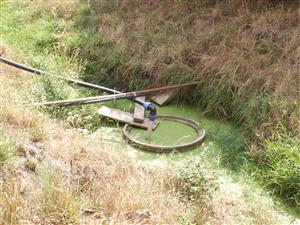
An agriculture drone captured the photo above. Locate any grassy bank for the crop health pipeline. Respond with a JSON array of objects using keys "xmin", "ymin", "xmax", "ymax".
[
  {"xmin": 68, "ymin": 0, "xmax": 300, "ymax": 208},
  {"xmin": 0, "ymin": 36, "xmax": 193, "ymax": 224},
  {"xmin": 0, "ymin": 1, "xmax": 218, "ymax": 223},
  {"xmin": 0, "ymin": 0, "xmax": 299, "ymax": 222}
]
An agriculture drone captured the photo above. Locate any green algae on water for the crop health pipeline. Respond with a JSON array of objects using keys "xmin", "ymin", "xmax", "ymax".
[{"xmin": 130, "ymin": 120, "xmax": 198, "ymax": 146}]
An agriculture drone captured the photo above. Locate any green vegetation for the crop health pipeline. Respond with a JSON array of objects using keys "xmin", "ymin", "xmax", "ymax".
[
  {"xmin": 170, "ymin": 156, "xmax": 218, "ymax": 204},
  {"xmin": 0, "ymin": 0, "xmax": 299, "ymax": 223},
  {"xmin": 257, "ymin": 131, "xmax": 300, "ymax": 206},
  {"xmin": 0, "ymin": 130, "xmax": 18, "ymax": 166},
  {"xmin": 0, "ymin": 0, "xmax": 103, "ymax": 132},
  {"xmin": 38, "ymin": 168, "xmax": 80, "ymax": 224},
  {"xmin": 66, "ymin": 0, "xmax": 300, "ymax": 208}
]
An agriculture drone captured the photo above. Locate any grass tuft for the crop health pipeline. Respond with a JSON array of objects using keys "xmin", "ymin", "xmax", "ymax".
[
  {"xmin": 0, "ymin": 130, "xmax": 18, "ymax": 167},
  {"xmin": 0, "ymin": 178, "xmax": 23, "ymax": 225},
  {"xmin": 37, "ymin": 168, "xmax": 80, "ymax": 224}
]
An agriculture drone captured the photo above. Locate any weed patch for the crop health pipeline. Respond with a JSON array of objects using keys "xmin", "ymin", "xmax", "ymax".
[
  {"xmin": 37, "ymin": 168, "xmax": 81, "ymax": 224},
  {"xmin": 255, "ymin": 131, "xmax": 300, "ymax": 208},
  {"xmin": 0, "ymin": 130, "xmax": 18, "ymax": 166},
  {"xmin": 169, "ymin": 156, "xmax": 218, "ymax": 204}
]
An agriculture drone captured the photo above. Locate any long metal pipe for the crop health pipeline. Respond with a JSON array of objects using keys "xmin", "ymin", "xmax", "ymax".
[
  {"xmin": 1, "ymin": 56, "xmax": 198, "ymax": 121},
  {"xmin": 27, "ymin": 81, "xmax": 198, "ymax": 107},
  {"xmin": 0, "ymin": 56, "xmax": 145, "ymax": 105}
]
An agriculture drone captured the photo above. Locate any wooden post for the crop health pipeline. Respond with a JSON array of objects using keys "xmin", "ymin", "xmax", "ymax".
[
  {"xmin": 133, "ymin": 97, "xmax": 145, "ymax": 123},
  {"xmin": 98, "ymin": 106, "xmax": 158, "ymax": 129}
]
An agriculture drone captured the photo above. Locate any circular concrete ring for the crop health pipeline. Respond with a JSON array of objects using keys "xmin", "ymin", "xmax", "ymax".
[{"xmin": 123, "ymin": 115, "xmax": 206, "ymax": 153}]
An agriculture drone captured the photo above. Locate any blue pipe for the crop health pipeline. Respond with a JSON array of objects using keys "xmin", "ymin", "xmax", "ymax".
[{"xmin": 143, "ymin": 102, "xmax": 157, "ymax": 121}]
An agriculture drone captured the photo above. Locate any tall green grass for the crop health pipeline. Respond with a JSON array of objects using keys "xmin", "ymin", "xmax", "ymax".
[
  {"xmin": 256, "ymin": 131, "xmax": 300, "ymax": 208},
  {"xmin": 0, "ymin": 130, "xmax": 18, "ymax": 167}
]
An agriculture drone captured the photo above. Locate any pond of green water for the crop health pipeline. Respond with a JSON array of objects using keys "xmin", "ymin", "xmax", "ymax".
[
  {"xmin": 96, "ymin": 101, "xmax": 241, "ymax": 164},
  {"xmin": 130, "ymin": 119, "xmax": 198, "ymax": 146},
  {"xmin": 94, "ymin": 101, "xmax": 300, "ymax": 219}
]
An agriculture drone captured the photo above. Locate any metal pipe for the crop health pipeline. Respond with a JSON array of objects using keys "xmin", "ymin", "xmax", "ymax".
[
  {"xmin": 27, "ymin": 81, "xmax": 198, "ymax": 107},
  {"xmin": 1, "ymin": 56, "xmax": 197, "ymax": 120},
  {"xmin": 0, "ymin": 56, "xmax": 160, "ymax": 117},
  {"xmin": 0, "ymin": 56, "xmax": 144, "ymax": 105}
]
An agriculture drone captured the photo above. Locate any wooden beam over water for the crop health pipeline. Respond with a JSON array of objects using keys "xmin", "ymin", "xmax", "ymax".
[
  {"xmin": 133, "ymin": 97, "xmax": 145, "ymax": 123},
  {"xmin": 151, "ymin": 90, "xmax": 176, "ymax": 106},
  {"xmin": 98, "ymin": 106, "xmax": 158, "ymax": 129}
]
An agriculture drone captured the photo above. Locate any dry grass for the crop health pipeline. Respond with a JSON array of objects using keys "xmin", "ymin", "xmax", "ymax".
[
  {"xmin": 0, "ymin": 63, "xmax": 46, "ymax": 142},
  {"xmin": 0, "ymin": 53, "xmax": 189, "ymax": 224},
  {"xmin": 85, "ymin": 0, "xmax": 299, "ymax": 120},
  {"xmin": 0, "ymin": 178, "xmax": 23, "ymax": 225},
  {"xmin": 105, "ymin": 1, "xmax": 299, "ymax": 98},
  {"xmin": 0, "ymin": 103, "xmax": 46, "ymax": 141},
  {"xmin": 75, "ymin": 1, "xmax": 299, "ymax": 164},
  {"xmin": 40, "ymin": 130, "xmax": 185, "ymax": 224},
  {"xmin": 1, "ymin": 1, "xmax": 300, "ymax": 224},
  {"xmin": 0, "ymin": 134, "xmax": 188, "ymax": 224}
]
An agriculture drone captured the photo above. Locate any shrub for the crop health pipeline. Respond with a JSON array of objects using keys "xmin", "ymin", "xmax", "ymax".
[
  {"xmin": 256, "ymin": 131, "xmax": 300, "ymax": 207},
  {"xmin": 169, "ymin": 156, "xmax": 218, "ymax": 204}
]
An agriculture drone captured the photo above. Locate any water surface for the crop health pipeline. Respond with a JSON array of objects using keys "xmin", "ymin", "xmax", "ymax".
[{"xmin": 96, "ymin": 102, "xmax": 238, "ymax": 164}]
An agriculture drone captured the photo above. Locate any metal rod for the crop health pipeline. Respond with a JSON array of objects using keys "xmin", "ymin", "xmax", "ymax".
[
  {"xmin": 0, "ymin": 56, "xmax": 144, "ymax": 105},
  {"xmin": 27, "ymin": 82, "xmax": 198, "ymax": 107}
]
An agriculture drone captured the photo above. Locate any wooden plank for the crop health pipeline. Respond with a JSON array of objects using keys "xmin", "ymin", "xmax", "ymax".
[
  {"xmin": 133, "ymin": 97, "xmax": 145, "ymax": 123},
  {"xmin": 151, "ymin": 90, "xmax": 176, "ymax": 106},
  {"xmin": 98, "ymin": 106, "xmax": 158, "ymax": 129}
]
